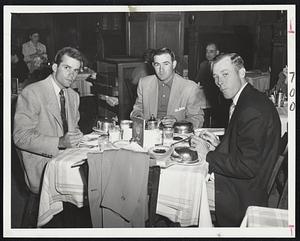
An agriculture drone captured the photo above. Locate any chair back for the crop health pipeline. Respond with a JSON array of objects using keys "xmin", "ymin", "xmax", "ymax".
[{"xmin": 267, "ymin": 155, "xmax": 285, "ymax": 196}]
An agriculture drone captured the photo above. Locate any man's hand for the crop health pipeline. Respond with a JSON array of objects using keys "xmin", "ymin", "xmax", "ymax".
[
  {"xmin": 190, "ymin": 135, "xmax": 211, "ymax": 162},
  {"xmin": 198, "ymin": 130, "xmax": 220, "ymax": 147},
  {"xmin": 161, "ymin": 115, "xmax": 177, "ymax": 128},
  {"xmin": 59, "ymin": 130, "xmax": 83, "ymax": 149}
]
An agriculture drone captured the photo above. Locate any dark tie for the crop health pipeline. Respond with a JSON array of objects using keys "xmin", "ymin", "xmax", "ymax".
[
  {"xmin": 59, "ymin": 89, "xmax": 68, "ymax": 134},
  {"xmin": 229, "ymin": 102, "xmax": 236, "ymax": 121}
]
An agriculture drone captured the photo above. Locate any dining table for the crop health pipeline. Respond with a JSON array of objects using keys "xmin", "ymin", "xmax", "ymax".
[{"xmin": 37, "ymin": 130, "xmax": 215, "ymax": 228}]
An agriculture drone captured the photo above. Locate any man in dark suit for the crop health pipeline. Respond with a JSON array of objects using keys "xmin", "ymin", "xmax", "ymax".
[
  {"xmin": 195, "ymin": 43, "xmax": 230, "ymax": 127},
  {"xmin": 192, "ymin": 53, "xmax": 281, "ymax": 226}
]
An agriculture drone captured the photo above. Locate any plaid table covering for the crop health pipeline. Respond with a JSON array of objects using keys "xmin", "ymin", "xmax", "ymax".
[{"xmin": 240, "ymin": 206, "xmax": 288, "ymax": 227}]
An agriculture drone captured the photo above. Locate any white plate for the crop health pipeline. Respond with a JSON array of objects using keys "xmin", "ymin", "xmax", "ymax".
[
  {"xmin": 112, "ymin": 140, "xmax": 130, "ymax": 148},
  {"xmin": 194, "ymin": 128, "xmax": 225, "ymax": 136},
  {"xmin": 92, "ymin": 127, "xmax": 108, "ymax": 135},
  {"xmin": 171, "ymin": 159, "xmax": 200, "ymax": 166}
]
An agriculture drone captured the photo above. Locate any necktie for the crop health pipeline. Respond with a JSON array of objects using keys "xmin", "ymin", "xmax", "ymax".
[
  {"xmin": 229, "ymin": 102, "xmax": 236, "ymax": 121},
  {"xmin": 59, "ymin": 89, "xmax": 68, "ymax": 134}
]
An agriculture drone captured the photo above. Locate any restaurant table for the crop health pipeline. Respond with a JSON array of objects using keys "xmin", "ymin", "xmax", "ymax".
[
  {"xmin": 37, "ymin": 135, "xmax": 212, "ymax": 228},
  {"xmin": 277, "ymin": 106, "xmax": 288, "ymax": 136},
  {"xmin": 240, "ymin": 206, "xmax": 288, "ymax": 227},
  {"xmin": 246, "ymin": 71, "xmax": 270, "ymax": 93}
]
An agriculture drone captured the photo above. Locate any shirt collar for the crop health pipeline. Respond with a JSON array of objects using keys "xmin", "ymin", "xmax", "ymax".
[
  {"xmin": 232, "ymin": 82, "xmax": 248, "ymax": 106},
  {"xmin": 51, "ymin": 75, "xmax": 63, "ymax": 97},
  {"xmin": 159, "ymin": 74, "xmax": 174, "ymax": 88}
]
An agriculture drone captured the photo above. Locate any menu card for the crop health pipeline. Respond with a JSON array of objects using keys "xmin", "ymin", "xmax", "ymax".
[{"xmin": 132, "ymin": 116, "xmax": 145, "ymax": 147}]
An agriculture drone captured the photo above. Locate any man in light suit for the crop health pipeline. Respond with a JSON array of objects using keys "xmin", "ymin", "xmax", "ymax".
[
  {"xmin": 130, "ymin": 47, "xmax": 204, "ymax": 128},
  {"xmin": 13, "ymin": 47, "xmax": 84, "ymax": 227},
  {"xmin": 192, "ymin": 53, "xmax": 281, "ymax": 226}
]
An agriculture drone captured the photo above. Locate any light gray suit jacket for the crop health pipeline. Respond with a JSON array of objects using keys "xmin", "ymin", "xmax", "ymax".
[
  {"xmin": 130, "ymin": 73, "xmax": 204, "ymax": 128},
  {"xmin": 13, "ymin": 75, "xmax": 80, "ymax": 194}
]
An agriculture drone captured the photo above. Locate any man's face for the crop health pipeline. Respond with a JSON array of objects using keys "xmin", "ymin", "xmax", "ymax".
[
  {"xmin": 52, "ymin": 54, "xmax": 81, "ymax": 89},
  {"xmin": 213, "ymin": 57, "xmax": 245, "ymax": 99},
  {"xmin": 30, "ymin": 33, "xmax": 40, "ymax": 44},
  {"xmin": 152, "ymin": 53, "xmax": 176, "ymax": 82},
  {"xmin": 11, "ymin": 54, "xmax": 19, "ymax": 64},
  {"xmin": 206, "ymin": 44, "xmax": 219, "ymax": 61}
]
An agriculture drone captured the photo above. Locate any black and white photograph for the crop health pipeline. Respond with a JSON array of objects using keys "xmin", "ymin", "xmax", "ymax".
[{"xmin": 3, "ymin": 3, "xmax": 296, "ymax": 238}]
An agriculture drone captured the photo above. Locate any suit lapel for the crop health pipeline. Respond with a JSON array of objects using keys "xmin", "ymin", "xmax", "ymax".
[
  {"xmin": 44, "ymin": 76, "xmax": 64, "ymax": 133},
  {"xmin": 147, "ymin": 77, "xmax": 158, "ymax": 118}
]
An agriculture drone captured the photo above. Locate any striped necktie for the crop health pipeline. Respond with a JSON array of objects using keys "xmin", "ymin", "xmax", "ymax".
[
  {"xmin": 59, "ymin": 89, "xmax": 68, "ymax": 134},
  {"xmin": 229, "ymin": 102, "xmax": 236, "ymax": 121}
]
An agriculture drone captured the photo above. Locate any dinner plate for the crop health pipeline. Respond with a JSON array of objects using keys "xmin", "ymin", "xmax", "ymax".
[
  {"xmin": 194, "ymin": 128, "xmax": 225, "ymax": 136},
  {"xmin": 170, "ymin": 157, "xmax": 200, "ymax": 166},
  {"xmin": 92, "ymin": 127, "xmax": 109, "ymax": 135},
  {"xmin": 112, "ymin": 140, "xmax": 130, "ymax": 148}
]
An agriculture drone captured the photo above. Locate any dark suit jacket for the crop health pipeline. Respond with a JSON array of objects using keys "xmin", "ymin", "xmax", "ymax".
[
  {"xmin": 195, "ymin": 60, "xmax": 220, "ymax": 108},
  {"xmin": 206, "ymin": 84, "xmax": 281, "ymax": 226}
]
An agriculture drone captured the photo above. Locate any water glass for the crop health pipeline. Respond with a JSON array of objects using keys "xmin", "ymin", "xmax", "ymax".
[
  {"xmin": 163, "ymin": 127, "xmax": 174, "ymax": 146},
  {"xmin": 98, "ymin": 135, "xmax": 109, "ymax": 151}
]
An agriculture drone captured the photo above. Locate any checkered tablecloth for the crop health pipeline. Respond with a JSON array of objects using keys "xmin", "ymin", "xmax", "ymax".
[{"xmin": 240, "ymin": 206, "xmax": 288, "ymax": 227}]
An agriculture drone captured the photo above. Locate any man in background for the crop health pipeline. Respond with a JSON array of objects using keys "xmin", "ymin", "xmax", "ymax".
[
  {"xmin": 192, "ymin": 53, "xmax": 281, "ymax": 226},
  {"xmin": 195, "ymin": 43, "xmax": 230, "ymax": 127},
  {"xmin": 130, "ymin": 47, "xmax": 204, "ymax": 129},
  {"xmin": 14, "ymin": 47, "xmax": 84, "ymax": 227}
]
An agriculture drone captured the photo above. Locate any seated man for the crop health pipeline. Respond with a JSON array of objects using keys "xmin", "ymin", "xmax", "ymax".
[
  {"xmin": 191, "ymin": 53, "xmax": 281, "ymax": 226},
  {"xmin": 130, "ymin": 47, "xmax": 204, "ymax": 128},
  {"xmin": 13, "ymin": 47, "xmax": 84, "ymax": 227}
]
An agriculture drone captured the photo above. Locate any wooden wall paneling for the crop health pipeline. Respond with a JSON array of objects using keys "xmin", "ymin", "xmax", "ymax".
[
  {"xmin": 152, "ymin": 12, "xmax": 184, "ymax": 72},
  {"xmin": 126, "ymin": 13, "xmax": 150, "ymax": 57}
]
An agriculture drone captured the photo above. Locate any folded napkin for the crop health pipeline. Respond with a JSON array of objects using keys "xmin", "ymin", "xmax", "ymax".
[
  {"xmin": 55, "ymin": 148, "xmax": 91, "ymax": 204},
  {"xmin": 38, "ymin": 148, "xmax": 91, "ymax": 227},
  {"xmin": 156, "ymin": 163, "xmax": 210, "ymax": 226}
]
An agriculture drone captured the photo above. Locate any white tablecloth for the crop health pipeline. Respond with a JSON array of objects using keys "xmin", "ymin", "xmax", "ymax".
[
  {"xmin": 277, "ymin": 106, "xmax": 288, "ymax": 136},
  {"xmin": 156, "ymin": 162, "xmax": 212, "ymax": 227},
  {"xmin": 37, "ymin": 135, "xmax": 212, "ymax": 228}
]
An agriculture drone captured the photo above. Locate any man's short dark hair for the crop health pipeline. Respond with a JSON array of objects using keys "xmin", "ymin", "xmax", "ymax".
[
  {"xmin": 153, "ymin": 47, "xmax": 176, "ymax": 62},
  {"xmin": 213, "ymin": 53, "xmax": 245, "ymax": 71},
  {"xmin": 54, "ymin": 47, "xmax": 83, "ymax": 67},
  {"xmin": 206, "ymin": 42, "xmax": 219, "ymax": 50},
  {"xmin": 28, "ymin": 28, "xmax": 40, "ymax": 37}
]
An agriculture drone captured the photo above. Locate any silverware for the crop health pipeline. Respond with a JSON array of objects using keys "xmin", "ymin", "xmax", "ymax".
[{"xmin": 170, "ymin": 135, "xmax": 192, "ymax": 147}]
